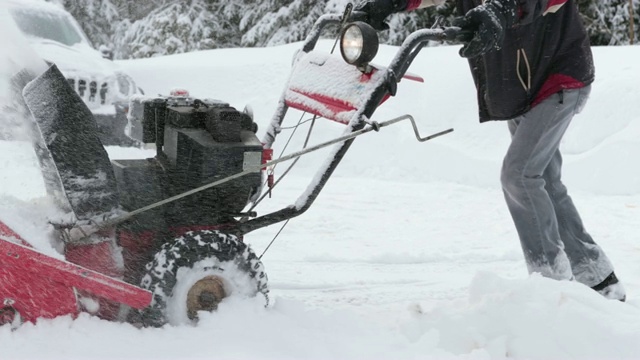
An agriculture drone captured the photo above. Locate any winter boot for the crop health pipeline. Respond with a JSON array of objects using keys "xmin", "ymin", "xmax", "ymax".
[{"xmin": 592, "ymin": 272, "xmax": 626, "ymax": 302}]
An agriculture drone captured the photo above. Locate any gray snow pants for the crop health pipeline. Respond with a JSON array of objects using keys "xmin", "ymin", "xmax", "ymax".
[{"xmin": 501, "ymin": 85, "xmax": 614, "ymax": 287}]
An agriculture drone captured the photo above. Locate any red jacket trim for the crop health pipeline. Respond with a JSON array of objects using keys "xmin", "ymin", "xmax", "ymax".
[
  {"xmin": 406, "ymin": 0, "xmax": 423, "ymax": 11},
  {"xmin": 544, "ymin": 0, "xmax": 567, "ymax": 14},
  {"xmin": 532, "ymin": 73, "xmax": 585, "ymax": 107}
]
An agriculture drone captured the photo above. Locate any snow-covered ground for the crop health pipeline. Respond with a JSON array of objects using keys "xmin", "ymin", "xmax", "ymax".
[{"xmin": 1, "ymin": 37, "xmax": 639, "ymax": 359}]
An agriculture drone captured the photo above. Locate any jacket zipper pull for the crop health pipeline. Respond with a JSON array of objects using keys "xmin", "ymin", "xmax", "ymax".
[{"xmin": 559, "ymin": 90, "xmax": 564, "ymax": 104}]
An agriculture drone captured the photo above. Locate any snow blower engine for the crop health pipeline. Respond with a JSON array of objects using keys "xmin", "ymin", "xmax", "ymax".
[{"xmin": 117, "ymin": 92, "xmax": 265, "ymax": 233}]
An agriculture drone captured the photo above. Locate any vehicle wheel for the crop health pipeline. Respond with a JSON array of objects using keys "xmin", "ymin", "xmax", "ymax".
[{"xmin": 140, "ymin": 230, "xmax": 269, "ymax": 326}]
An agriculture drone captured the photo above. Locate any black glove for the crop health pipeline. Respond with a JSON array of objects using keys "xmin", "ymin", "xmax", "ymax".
[
  {"xmin": 453, "ymin": 0, "xmax": 518, "ymax": 58},
  {"xmin": 351, "ymin": 0, "xmax": 409, "ymax": 31}
]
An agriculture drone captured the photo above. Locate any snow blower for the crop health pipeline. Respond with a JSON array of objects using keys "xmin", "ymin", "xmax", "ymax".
[{"xmin": 0, "ymin": 8, "xmax": 464, "ymax": 327}]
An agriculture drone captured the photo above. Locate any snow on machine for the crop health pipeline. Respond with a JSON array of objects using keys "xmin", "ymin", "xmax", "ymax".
[{"xmin": 0, "ymin": 8, "xmax": 462, "ymax": 327}]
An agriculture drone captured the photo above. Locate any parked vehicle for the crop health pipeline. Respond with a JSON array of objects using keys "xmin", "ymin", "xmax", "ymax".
[{"xmin": 3, "ymin": 0, "xmax": 141, "ymax": 146}]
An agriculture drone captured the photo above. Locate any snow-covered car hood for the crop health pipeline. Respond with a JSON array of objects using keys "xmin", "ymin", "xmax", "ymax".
[
  {"xmin": 2, "ymin": 0, "xmax": 139, "ymax": 114},
  {"xmin": 29, "ymin": 39, "xmax": 120, "ymax": 80},
  {"xmin": 27, "ymin": 39, "xmax": 137, "ymax": 113},
  {"xmin": 26, "ymin": 44, "xmax": 120, "ymax": 114}
]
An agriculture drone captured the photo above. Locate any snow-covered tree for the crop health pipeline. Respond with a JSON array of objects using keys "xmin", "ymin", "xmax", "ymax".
[
  {"xmin": 48, "ymin": 0, "xmax": 122, "ymax": 48},
  {"xmin": 114, "ymin": 0, "xmax": 240, "ymax": 59},
  {"xmin": 241, "ymin": 0, "xmax": 335, "ymax": 47},
  {"xmin": 118, "ymin": 0, "xmax": 165, "ymax": 21},
  {"xmin": 384, "ymin": 1, "xmax": 456, "ymax": 45},
  {"xmin": 240, "ymin": 0, "xmax": 454, "ymax": 47},
  {"xmin": 578, "ymin": 0, "xmax": 640, "ymax": 45},
  {"xmin": 49, "ymin": 0, "xmax": 638, "ymax": 60}
]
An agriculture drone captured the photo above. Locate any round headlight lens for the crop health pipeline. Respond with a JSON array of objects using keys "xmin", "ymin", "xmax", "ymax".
[
  {"xmin": 339, "ymin": 22, "xmax": 379, "ymax": 67},
  {"xmin": 341, "ymin": 25, "xmax": 364, "ymax": 64}
]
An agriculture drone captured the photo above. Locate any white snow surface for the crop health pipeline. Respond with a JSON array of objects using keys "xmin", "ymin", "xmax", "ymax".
[{"xmin": 1, "ymin": 40, "xmax": 639, "ymax": 359}]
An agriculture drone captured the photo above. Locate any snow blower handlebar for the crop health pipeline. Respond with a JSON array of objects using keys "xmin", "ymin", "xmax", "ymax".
[
  {"xmin": 236, "ymin": 17, "xmax": 463, "ymax": 235},
  {"xmin": 262, "ymin": 14, "xmax": 464, "ymax": 150}
]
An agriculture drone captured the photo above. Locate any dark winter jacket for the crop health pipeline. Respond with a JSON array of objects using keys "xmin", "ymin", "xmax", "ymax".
[{"xmin": 455, "ymin": 0, "xmax": 594, "ymax": 122}]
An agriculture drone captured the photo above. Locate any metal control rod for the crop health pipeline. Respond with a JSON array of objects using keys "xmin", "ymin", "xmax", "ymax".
[{"xmin": 67, "ymin": 115, "xmax": 452, "ymax": 242}]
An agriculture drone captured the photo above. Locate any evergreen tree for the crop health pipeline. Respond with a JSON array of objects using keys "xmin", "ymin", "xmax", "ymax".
[
  {"xmin": 48, "ymin": 0, "xmax": 638, "ymax": 60},
  {"xmin": 114, "ymin": 0, "xmax": 239, "ymax": 58},
  {"xmin": 384, "ymin": 1, "xmax": 457, "ymax": 45},
  {"xmin": 49, "ymin": 0, "xmax": 122, "ymax": 48},
  {"xmin": 241, "ymin": 0, "xmax": 328, "ymax": 47},
  {"xmin": 241, "ymin": 0, "xmax": 459, "ymax": 47},
  {"xmin": 578, "ymin": 0, "xmax": 640, "ymax": 45}
]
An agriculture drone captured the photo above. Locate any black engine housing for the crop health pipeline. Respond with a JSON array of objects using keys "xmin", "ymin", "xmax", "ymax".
[{"xmin": 112, "ymin": 96, "xmax": 262, "ymax": 230}]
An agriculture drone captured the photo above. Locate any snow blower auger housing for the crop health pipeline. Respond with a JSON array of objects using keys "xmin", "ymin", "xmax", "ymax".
[{"xmin": 0, "ymin": 8, "xmax": 463, "ymax": 328}]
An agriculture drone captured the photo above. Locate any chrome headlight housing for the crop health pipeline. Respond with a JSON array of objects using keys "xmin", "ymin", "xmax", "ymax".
[{"xmin": 340, "ymin": 22, "xmax": 379, "ymax": 67}]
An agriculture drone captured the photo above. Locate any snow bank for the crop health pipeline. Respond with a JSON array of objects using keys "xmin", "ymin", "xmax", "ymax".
[
  {"xmin": 405, "ymin": 273, "xmax": 640, "ymax": 359},
  {"xmin": 2, "ymin": 273, "xmax": 639, "ymax": 359}
]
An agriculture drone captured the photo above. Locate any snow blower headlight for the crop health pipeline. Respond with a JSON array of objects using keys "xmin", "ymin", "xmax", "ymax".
[{"xmin": 340, "ymin": 22, "xmax": 379, "ymax": 67}]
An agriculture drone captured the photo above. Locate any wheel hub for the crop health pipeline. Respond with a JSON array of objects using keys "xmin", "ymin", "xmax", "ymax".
[{"xmin": 186, "ymin": 275, "xmax": 226, "ymax": 319}]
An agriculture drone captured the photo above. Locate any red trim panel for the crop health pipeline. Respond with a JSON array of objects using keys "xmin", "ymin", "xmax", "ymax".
[
  {"xmin": 0, "ymin": 239, "xmax": 152, "ymax": 311},
  {"xmin": 66, "ymin": 241, "xmax": 122, "ymax": 278},
  {"xmin": 292, "ymin": 90, "xmax": 357, "ymax": 113},
  {"xmin": 0, "ymin": 265, "xmax": 79, "ymax": 324},
  {"xmin": 285, "ymin": 90, "xmax": 357, "ymax": 124},
  {"xmin": 0, "ymin": 221, "xmax": 78, "ymax": 323}
]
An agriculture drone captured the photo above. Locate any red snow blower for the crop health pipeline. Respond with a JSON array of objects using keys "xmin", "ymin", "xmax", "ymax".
[{"xmin": 0, "ymin": 7, "xmax": 462, "ymax": 327}]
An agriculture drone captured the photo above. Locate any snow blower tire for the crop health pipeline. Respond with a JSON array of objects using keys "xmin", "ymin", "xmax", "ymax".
[{"xmin": 139, "ymin": 230, "xmax": 268, "ymax": 326}]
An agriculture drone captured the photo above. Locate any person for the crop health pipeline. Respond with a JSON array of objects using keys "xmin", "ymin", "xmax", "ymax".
[{"xmin": 353, "ymin": 0, "xmax": 626, "ymax": 301}]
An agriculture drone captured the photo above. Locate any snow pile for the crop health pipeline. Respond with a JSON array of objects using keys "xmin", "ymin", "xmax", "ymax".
[
  {"xmin": 405, "ymin": 273, "xmax": 640, "ymax": 359},
  {"xmin": 0, "ymin": 140, "xmax": 62, "ymax": 256},
  {"xmin": 2, "ymin": 274, "xmax": 639, "ymax": 359}
]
